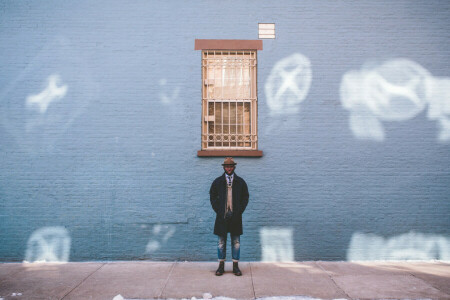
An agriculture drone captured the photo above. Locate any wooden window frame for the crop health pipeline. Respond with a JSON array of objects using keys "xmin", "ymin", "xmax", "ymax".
[{"xmin": 195, "ymin": 40, "xmax": 263, "ymax": 157}]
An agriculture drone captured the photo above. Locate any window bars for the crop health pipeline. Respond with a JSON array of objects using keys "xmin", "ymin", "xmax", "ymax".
[{"xmin": 202, "ymin": 51, "xmax": 258, "ymax": 150}]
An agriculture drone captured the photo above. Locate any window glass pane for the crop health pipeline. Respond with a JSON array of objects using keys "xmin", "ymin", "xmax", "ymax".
[
  {"xmin": 204, "ymin": 51, "xmax": 254, "ymax": 100},
  {"xmin": 230, "ymin": 103, "xmax": 236, "ymax": 134},
  {"xmin": 244, "ymin": 102, "xmax": 251, "ymax": 135}
]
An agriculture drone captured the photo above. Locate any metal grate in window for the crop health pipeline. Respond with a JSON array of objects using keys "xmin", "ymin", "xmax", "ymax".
[{"xmin": 202, "ymin": 51, "xmax": 258, "ymax": 150}]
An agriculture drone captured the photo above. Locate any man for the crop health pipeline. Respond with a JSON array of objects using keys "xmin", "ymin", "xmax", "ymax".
[{"xmin": 209, "ymin": 157, "xmax": 249, "ymax": 276}]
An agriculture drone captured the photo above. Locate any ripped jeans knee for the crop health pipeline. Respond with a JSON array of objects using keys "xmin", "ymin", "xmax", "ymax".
[{"xmin": 217, "ymin": 234, "xmax": 240, "ymax": 261}]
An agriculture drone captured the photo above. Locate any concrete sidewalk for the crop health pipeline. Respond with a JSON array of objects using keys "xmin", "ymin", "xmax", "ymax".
[{"xmin": 0, "ymin": 261, "xmax": 449, "ymax": 300}]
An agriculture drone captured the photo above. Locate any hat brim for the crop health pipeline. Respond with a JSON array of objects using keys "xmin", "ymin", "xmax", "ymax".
[{"xmin": 222, "ymin": 163, "xmax": 237, "ymax": 166}]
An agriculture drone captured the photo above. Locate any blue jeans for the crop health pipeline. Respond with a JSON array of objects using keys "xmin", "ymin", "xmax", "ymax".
[{"xmin": 218, "ymin": 234, "xmax": 240, "ymax": 262}]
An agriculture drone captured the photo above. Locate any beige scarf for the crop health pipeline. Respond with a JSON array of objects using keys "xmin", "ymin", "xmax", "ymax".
[
  {"xmin": 227, "ymin": 185, "xmax": 233, "ymax": 212},
  {"xmin": 226, "ymin": 175, "xmax": 233, "ymax": 214}
]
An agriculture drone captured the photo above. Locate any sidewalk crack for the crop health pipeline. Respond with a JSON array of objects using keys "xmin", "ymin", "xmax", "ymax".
[
  {"xmin": 249, "ymin": 262, "xmax": 256, "ymax": 299},
  {"xmin": 61, "ymin": 263, "xmax": 106, "ymax": 300},
  {"xmin": 159, "ymin": 262, "xmax": 176, "ymax": 298},
  {"xmin": 315, "ymin": 261, "xmax": 352, "ymax": 300},
  {"xmin": 406, "ymin": 268, "xmax": 450, "ymax": 296}
]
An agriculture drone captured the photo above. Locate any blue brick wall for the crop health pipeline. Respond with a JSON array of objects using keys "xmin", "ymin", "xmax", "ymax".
[{"xmin": 0, "ymin": 0, "xmax": 449, "ymax": 262}]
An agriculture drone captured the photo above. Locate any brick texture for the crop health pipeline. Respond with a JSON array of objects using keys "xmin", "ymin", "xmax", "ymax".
[{"xmin": 0, "ymin": 1, "xmax": 448, "ymax": 262}]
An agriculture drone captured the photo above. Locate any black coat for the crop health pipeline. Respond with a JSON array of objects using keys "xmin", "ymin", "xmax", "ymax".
[{"xmin": 210, "ymin": 173, "xmax": 249, "ymax": 236}]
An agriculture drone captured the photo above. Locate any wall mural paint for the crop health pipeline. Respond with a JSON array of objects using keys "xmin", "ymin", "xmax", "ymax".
[
  {"xmin": 158, "ymin": 78, "xmax": 180, "ymax": 105},
  {"xmin": 260, "ymin": 227, "xmax": 294, "ymax": 262},
  {"xmin": 265, "ymin": 53, "xmax": 312, "ymax": 115},
  {"xmin": 0, "ymin": 37, "xmax": 96, "ymax": 153},
  {"xmin": 145, "ymin": 224, "xmax": 176, "ymax": 254},
  {"xmin": 340, "ymin": 59, "xmax": 450, "ymax": 142},
  {"xmin": 347, "ymin": 231, "xmax": 450, "ymax": 261},
  {"xmin": 24, "ymin": 227, "xmax": 71, "ymax": 263},
  {"xmin": 427, "ymin": 77, "xmax": 450, "ymax": 142},
  {"xmin": 26, "ymin": 74, "xmax": 68, "ymax": 114}
]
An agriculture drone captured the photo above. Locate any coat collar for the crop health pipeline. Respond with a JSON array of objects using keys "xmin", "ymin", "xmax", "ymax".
[{"xmin": 222, "ymin": 172, "xmax": 237, "ymax": 178}]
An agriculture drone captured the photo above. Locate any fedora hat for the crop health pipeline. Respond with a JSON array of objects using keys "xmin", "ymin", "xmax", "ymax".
[{"xmin": 222, "ymin": 157, "xmax": 237, "ymax": 166}]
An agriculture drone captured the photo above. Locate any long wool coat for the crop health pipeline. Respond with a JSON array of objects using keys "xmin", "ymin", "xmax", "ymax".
[{"xmin": 209, "ymin": 173, "xmax": 249, "ymax": 236}]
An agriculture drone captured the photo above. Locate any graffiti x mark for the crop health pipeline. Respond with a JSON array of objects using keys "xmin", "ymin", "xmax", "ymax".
[{"xmin": 26, "ymin": 74, "xmax": 68, "ymax": 113}]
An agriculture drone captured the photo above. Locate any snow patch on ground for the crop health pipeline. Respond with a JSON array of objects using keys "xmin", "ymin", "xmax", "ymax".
[
  {"xmin": 259, "ymin": 298, "xmax": 346, "ymax": 300},
  {"xmin": 112, "ymin": 295, "xmax": 349, "ymax": 300},
  {"xmin": 112, "ymin": 295, "xmax": 433, "ymax": 300}
]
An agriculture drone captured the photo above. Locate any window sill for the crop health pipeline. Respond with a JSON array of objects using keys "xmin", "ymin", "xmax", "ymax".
[{"xmin": 197, "ymin": 150, "xmax": 263, "ymax": 157}]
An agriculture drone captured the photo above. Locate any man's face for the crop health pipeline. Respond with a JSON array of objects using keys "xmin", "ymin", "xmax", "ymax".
[{"xmin": 223, "ymin": 165, "xmax": 235, "ymax": 175}]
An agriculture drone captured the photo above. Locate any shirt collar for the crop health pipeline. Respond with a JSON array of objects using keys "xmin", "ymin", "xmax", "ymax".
[{"xmin": 225, "ymin": 173, "xmax": 234, "ymax": 183}]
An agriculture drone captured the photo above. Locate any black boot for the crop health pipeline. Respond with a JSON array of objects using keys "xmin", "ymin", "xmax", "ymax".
[
  {"xmin": 215, "ymin": 261, "xmax": 224, "ymax": 276},
  {"xmin": 233, "ymin": 261, "xmax": 242, "ymax": 276}
]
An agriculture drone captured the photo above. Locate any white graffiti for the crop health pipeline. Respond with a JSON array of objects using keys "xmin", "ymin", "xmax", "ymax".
[
  {"xmin": 145, "ymin": 224, "xmax": 176, "ymax": 254},
  {"xmin": 265, "ymin": 53, "xmax": 312, "ymax": 114},
  {"xmin": 0, "ymin": 37, "xmax": 96, "ymax": 153},
  {"xmin": 427, "ymin": 77, "xmax": 450, "ymax": 142},
  {"xmin": 347, "ymin": 231, "xmax": 450, "ymax": 261},
  {"xmin": 260, "ymin": 227, "xmax": 294, "ymax": 262},
  {"xmin": 159, "ymin": 78, "xmax": 180, "ymax": 104},
  {"xmin": 24, "ymin": 226, "xmax": 71, "ymax": 263},
  {"xmin": 341, "ymin": 59, "xmax": 450, "ymax": 142},
  {"xmin": 26, "ymin": 74, "xmax": 68, "ymax": 114}
]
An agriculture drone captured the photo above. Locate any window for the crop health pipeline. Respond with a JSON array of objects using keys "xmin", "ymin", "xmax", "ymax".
[
  {"xmin": 202, "ymin": 50, "xmax": 256, "ymax": 150},
  {"xmin": 195, "ymin": 40, "xmax": 263, "ymax": 157}
]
